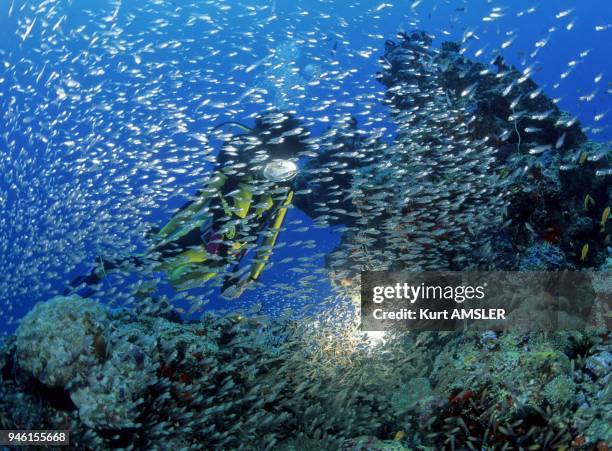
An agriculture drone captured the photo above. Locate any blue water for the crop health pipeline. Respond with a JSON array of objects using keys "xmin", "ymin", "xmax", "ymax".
[{"xmin": 0, "ymin": 0, "xmax": 610, "ymax": 334}]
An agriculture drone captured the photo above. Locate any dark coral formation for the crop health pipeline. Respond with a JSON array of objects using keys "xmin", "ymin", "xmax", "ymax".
[{"xmin": 299, "ymin": 31, "xmax": 610, "ymax": 282}]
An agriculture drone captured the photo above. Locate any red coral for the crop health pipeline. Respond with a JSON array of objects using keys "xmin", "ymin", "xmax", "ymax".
[
  {"xmin": 160, "ymin": 364, "xmax": 176, "ymax": 379},
  {"xmin": 541, "ymin": 226, "xmax": 562, "ymax": 244},
  {"xmin": 179, "ymin": 373, "xmax": 192, "ymax": 384}
]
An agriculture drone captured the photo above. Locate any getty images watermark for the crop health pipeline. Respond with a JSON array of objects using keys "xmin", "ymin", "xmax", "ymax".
[{"xmin": 360, "ymin": 271, "xmax": 610, "ymax": 332}]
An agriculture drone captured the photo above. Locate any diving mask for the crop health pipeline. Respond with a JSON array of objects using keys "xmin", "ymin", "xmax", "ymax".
[{"xmin": 262, "ymin": 159, "xmax": 299, "ymax": 182}]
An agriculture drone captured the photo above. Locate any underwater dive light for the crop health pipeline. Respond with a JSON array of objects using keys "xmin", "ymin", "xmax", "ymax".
[{"xmin": 262, "ymin": 159, "xmax": 299, "ymax": 182}]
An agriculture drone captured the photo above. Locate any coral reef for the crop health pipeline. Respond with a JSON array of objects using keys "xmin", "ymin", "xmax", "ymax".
[
  {"xmin": 518, "ymin": 242, "xmax": 569, "ymax": 270},
  {"xmin": 300, "ymin": 31, "xmax": 610, "ymax": 285},
  {"xmin": 16, "ymin": 295, "xmax": 110, "ymax": 388},
  {"xmin": 1, "ymin": 297, "xmax": 610, "ymax": 449}
]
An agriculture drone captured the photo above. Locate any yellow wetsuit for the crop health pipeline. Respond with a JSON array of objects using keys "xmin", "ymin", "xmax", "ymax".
[{"xmin": 149, "ymin": 169, "xmax": 294, "ymax": 291}]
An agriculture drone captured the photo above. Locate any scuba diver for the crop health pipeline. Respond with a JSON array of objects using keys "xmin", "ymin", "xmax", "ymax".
[{"xmin": 67, "ymin": 111, "xmax": 312, "ymax": 299}]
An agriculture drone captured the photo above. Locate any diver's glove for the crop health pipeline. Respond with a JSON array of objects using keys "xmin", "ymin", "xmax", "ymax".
[{"xmin": 63, "ymin": 270, "xmax": 102, "ymax": 297}]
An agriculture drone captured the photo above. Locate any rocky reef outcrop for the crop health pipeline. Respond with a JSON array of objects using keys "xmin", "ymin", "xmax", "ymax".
[
  {"xmin": 0, "ymin": 295, "xmax": 610, "ymax": 449},
  {"xmin": 298, "ymin": 31, "xmax": 610, "ymax": 285}
]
